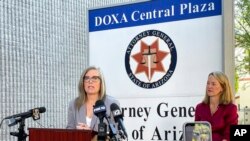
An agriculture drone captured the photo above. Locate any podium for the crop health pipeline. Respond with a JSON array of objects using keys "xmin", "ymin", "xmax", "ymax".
[{"xmin": 29, "ymin": 128, "xmax": 94, "ymax": 141}]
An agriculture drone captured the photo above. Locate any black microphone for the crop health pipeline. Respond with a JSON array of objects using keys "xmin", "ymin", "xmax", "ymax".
[
  {"xmin": 110, "ymin": 103, "xmax": 128, "ymax": 139},
  {"xmin": 4, "ymin": 107, "xmax": 46, "ymax": 120},
  {"xmin": 93, "ymin": 100, "xmax": 107, "ymax": 121},
  {"xmin": 93, "ymin": 100, "xmax": 107, "ymax": 141}
]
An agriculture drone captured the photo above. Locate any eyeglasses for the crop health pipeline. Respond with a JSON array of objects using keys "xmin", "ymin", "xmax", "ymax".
[{"xmin": 83, "ymin": 76, "xmax": 101, "ymax": 83}]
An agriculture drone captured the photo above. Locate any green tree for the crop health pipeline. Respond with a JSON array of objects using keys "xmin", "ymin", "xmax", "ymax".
[{"xmin": 235, "ymin": 0, "xmax": 250, "ymax": 92}]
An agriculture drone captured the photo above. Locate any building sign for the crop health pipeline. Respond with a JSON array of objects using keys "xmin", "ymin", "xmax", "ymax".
[{"xmin": 88, "ymin": 0, "xmax": 222, "ymax": 140}]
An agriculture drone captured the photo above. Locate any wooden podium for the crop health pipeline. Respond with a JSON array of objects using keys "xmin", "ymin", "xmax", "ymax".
[{"xmin": 29, "ymin": 128, "xmax": 94, "ymax": 141}]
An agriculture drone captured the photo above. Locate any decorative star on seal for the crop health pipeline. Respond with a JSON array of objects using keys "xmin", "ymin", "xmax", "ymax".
[{"xmin": 132, "ymin": 39, "xmax": 169, "ymax": 81}]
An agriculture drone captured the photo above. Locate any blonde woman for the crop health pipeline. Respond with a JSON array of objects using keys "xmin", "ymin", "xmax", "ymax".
[
  {"xmin": 66, "ymin": 66, "xmax": 120, "ymax": 140},
  {"xmin": 195, "ymin": 71, "xmax": 238, "ymax": 141}
]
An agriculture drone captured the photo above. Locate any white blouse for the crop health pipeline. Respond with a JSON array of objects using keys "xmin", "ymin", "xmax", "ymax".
[{"xmin": 86, "ymin": 117, "xmax": 92, "ymax": 127}]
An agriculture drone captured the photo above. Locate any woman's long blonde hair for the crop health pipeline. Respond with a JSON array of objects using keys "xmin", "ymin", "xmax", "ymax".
[
  {"xmin": 203, "ymin": 71, "xmax": 234, "ymax": 104},
  {"xmin": 75, "ymin": 66, "xmax": 106, "ymax": 110}
]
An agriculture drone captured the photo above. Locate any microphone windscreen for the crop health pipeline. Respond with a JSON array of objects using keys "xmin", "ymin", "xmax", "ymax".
[
  {"xmin": 39, "ymin": 107, "xmax": 46, "ymax": 113},
  {"xmin": 110, "ymin": 103, "xmax": 123, "ymax": 119},
  {"xmin": 110, "ymin": 103, "xmax": 119, "ymax": 111},
  {"xmin": 95, "ymin": 100, "xmax": 105, "ymax": 107},
  {"xmin": 93, "ymin": 100, "xmax": 106, "ymax": 118}
]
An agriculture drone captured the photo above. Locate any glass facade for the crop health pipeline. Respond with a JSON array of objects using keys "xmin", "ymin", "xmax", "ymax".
[{"xmin": 0, "ymin": 0, "xmax": 135, "ymax": 140}]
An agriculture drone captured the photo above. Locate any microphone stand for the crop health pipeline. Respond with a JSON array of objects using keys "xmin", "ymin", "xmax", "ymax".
[
  {"xmin": 108, "ymin": 123, "xmax": 118, "ymax": 141},
  {"xmin": 97, "ymin": 117, "xmax": 107, "ymax": 141},
  {"xmin": 118, "ymin": 129, "xmax": 127, "ymax": 141},
  {"xmin": 105, "ymin": 116, "xmax": 118, "ymax": 141},
  {"xmin": 10, "ymin": 118, "xmax": 27, "ymax": 141}
]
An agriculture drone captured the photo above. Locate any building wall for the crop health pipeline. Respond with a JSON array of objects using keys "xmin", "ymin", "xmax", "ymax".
[
  {"xmin": 0, "ymin": 0, "xmax": 135, "ymax": 140},
  {"xmin": 236, "ymin": 78, "xmax": 250, "ymax": 124}
]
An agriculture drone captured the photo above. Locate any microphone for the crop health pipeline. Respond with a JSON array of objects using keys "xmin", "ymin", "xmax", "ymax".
[
  {"xmin": 93, "ymin": 100, "xmax": 107, "ymax": 121},
  {"xmin": 4, "ymin": 107, "xmax": 46, "ymax": 120},
  {"xmin": 6, "ymin": 118, "xmax": 18, "ymax": 127},
  {"xmin": 93, "ymin": 100, "xmax": 107, "ymax": 141},
  {"xmin": 110, "ymin": 103, "xmax": 128, "ymax": 139}
]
